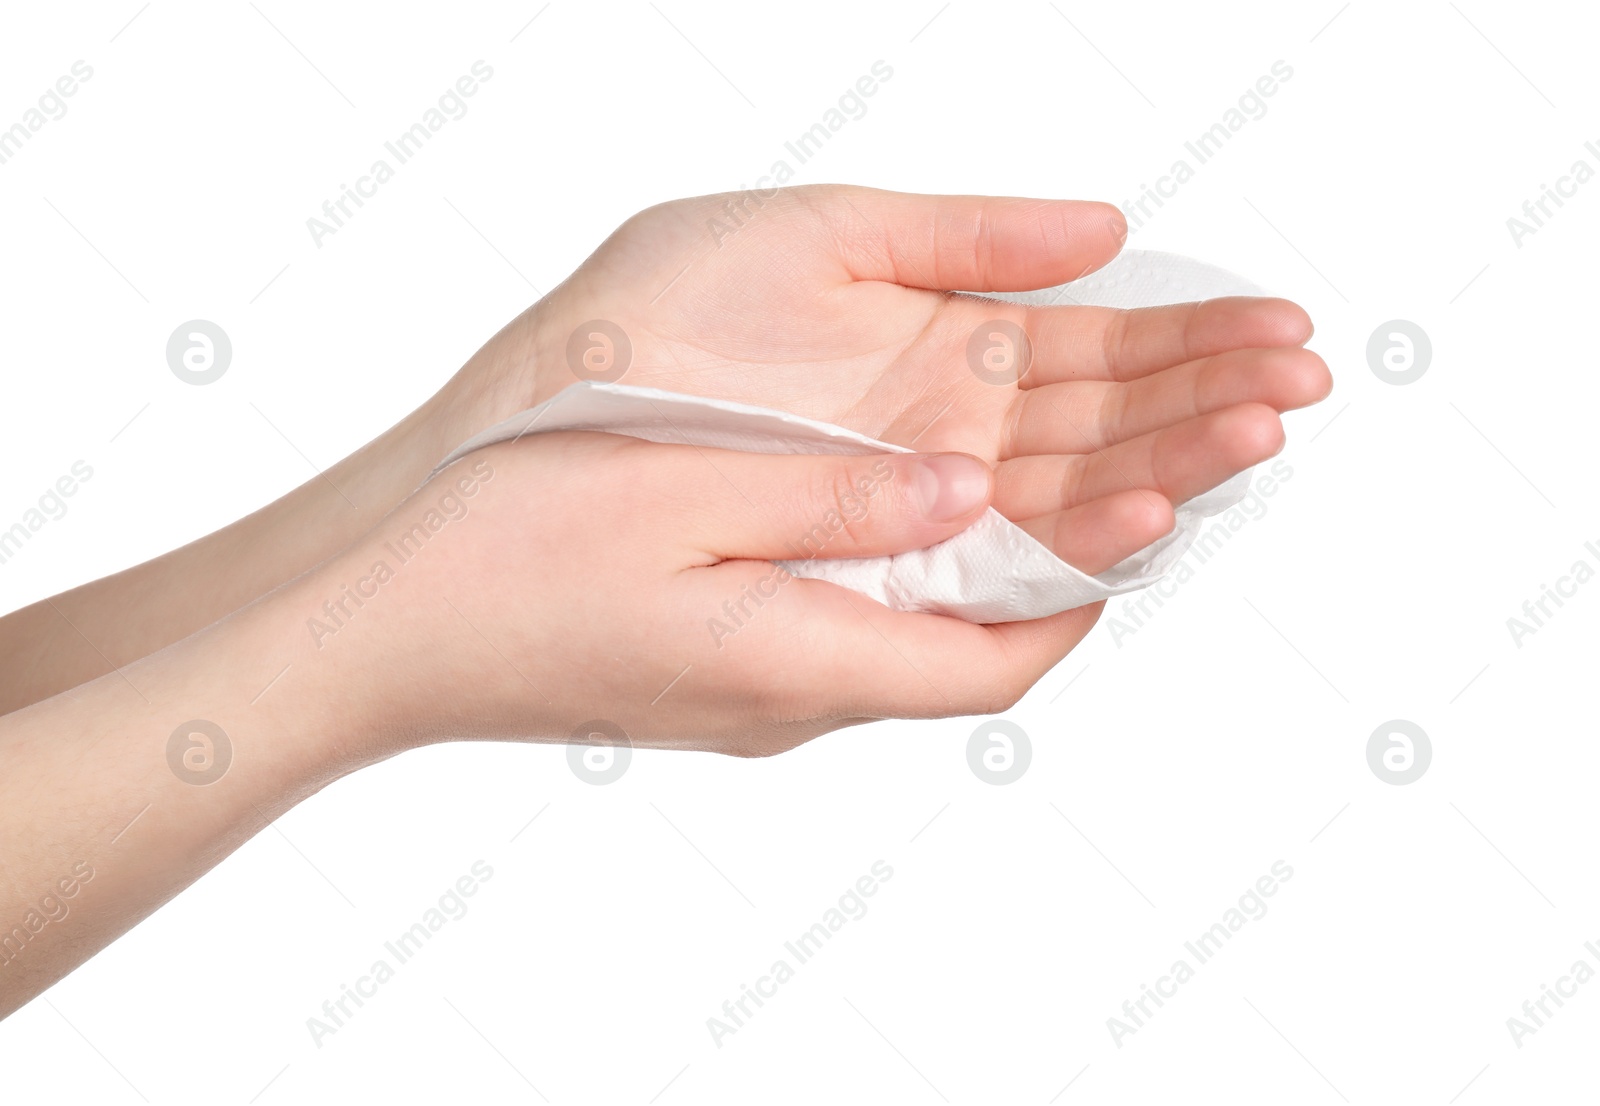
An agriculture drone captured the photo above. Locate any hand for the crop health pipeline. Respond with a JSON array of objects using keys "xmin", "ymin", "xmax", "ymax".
[
  {"xmin": 0, "ymin": 417, "xmax": 1172, "ymax": 1016},
  {"xmin": 0, "ymin": 189, "xmax": 1331, "ymax": 1016},
  {"xmin": 307, "ymin": 432, "xmax": 1176, "ymax": 759},
  {"xmin": 447, "ymin": 184, "xmax": 1331, "ymax": 544},
  {"xmin": 0, "ymin": 186, "xmax": 1330, "ymax": 717}
]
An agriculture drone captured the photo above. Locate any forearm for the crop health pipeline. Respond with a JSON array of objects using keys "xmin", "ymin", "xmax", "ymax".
[
  {"xmin": 0, "ymin": 564, "xmax": 384, "ymax": 1018},
  {"xmin": 0, "ymin": 377, "xmax": 485, "ymax": 715}
]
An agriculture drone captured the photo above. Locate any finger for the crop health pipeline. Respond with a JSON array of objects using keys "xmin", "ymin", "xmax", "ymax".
[
  {"xmin": 1001, "ymin": 345, "xmax": 1331, "ymax": 458},
  {"xmin": 993, "ymin": 403, "xmax": 1284, "ymax": 518},
  {"xmin": 974, "ymin": 601, "xmax": 1108, "ymax": 703},
  {"xmin": 751, "ymin": 575, "xmax": 1106, "ymax": 720},
  {"xmin": 686, "ymin": 449, "xmax": 994, "ymax": 562},
  {"xmin": 813, "ymin": 185, "xmax": 1127, "ymax": 292},
  {"xmin": 718, "ymin": 491, "xmax": 1167, "ymax": 721},
  {"xmin": 1013, "ymin": 488, "xmax": 1175, "ymax": 572},
  {"xmin": 1002, "ymin": 296, "xmax": 1314, "ymax": 388}
]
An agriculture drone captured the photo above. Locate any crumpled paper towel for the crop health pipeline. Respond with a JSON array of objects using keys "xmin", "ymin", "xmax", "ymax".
[{"xmin": 433, "ymin": 249, "xmax": 1265, "ymax": 623}]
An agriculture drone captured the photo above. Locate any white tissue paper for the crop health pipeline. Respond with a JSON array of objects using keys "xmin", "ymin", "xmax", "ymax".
[{"xmin": 434, "ymin": 249, "xmax": 1266, "ymax": 623}]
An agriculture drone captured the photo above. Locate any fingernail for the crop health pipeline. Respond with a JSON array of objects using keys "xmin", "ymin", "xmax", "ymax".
[{"xmin": 913, "ymin": 454, "xmax": 990, "ymax": 522}]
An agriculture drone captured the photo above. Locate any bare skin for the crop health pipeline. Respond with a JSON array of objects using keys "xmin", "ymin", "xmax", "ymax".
[
  {"xmin": 0, "ymin": 186, "xmax": 1326, "ymax": 715},
  {"xmin": 0, "ymin": 186, "xmax": 1330, "ymax": 1017}
]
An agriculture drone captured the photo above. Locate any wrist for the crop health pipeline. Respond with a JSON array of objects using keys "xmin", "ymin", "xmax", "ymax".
[
  {"xmin": 163, "ymin": 575, "xmax": 396, "ymax": 791},
  {"xmin": 254, "ymin": 452, "xmax": 544, "ymax": 762},
  {"xmin": 436, "ymin": 298, "xmax": 569, "ymax": 437}
]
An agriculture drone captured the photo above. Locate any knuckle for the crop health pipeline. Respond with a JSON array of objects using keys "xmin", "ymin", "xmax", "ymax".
[
  {"xmin": 1101, "ymin": 308, "xmax": 1129, "ymax": 378},
  {"xmin": 1058, "ymin": 455, "xmax": 1087, "ymax": 510},
  {"xmin": 798, "ymin": 460, "xmax": 879, "ymax": 552}
]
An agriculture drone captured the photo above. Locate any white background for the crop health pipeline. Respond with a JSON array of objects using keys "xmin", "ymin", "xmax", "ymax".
[{"xmin": 1, "ymin": 1, "xmax": 1595, "ymax": 1102}]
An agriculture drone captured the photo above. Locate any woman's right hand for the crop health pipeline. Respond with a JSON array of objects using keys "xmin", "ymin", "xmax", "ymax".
[{"xmin": 292, "ymin": 429, "xmax": 1179, "ymax": 762}]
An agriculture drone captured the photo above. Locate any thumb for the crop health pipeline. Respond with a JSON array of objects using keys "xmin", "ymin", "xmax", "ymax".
[
  {"xmin": 696, "ymin": 451, "xmax": 992, "ymax": 563},
  {"xmin": 807, "ymin": 185, "xmax": 1127, "ymax": 292}
]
